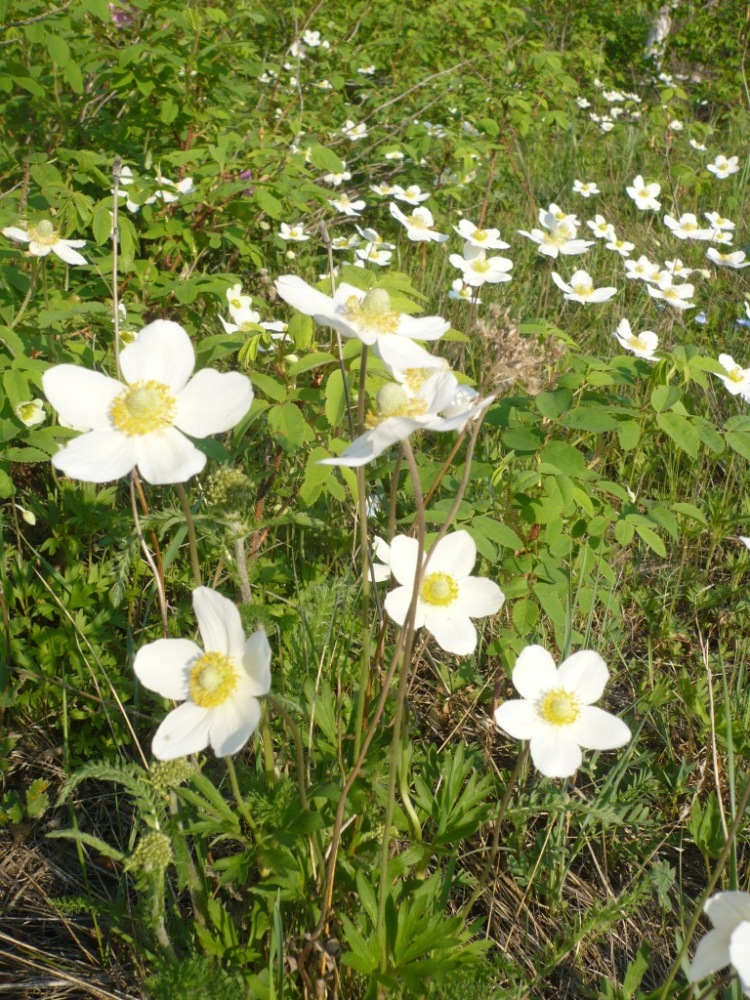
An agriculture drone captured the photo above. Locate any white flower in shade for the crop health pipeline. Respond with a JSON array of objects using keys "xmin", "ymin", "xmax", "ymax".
[
  {"xmin": 303, "ymin": 29, "xmax": 321, "ymax": 46},
  {"xmin": 716, "ymin": 354, "xmax": 750, "ymax": 397},
  {"xmin": 383, "ymin": 150, "xmax": 404, "ymax": 160},
  {"xmin": 322, "ymin": 166, "xmax": 352, "ymax": 187},
  {"xmin": 572, "ymin": 180, "xmax": 599, "ymax": 197},
  {"xmin": 599, "ymin": 119, "xmax": 615, "ymax": 133},
  {"xmin": 155, "ymin": 175, "xmax": 195, "ymax": 203},
  {"xmin": 15, "ymin": 398, "xmax": 46, "ymax": 427},
  {"xmin": 453, "ymin": 219, "xmax": 510, "ymax": 250},
  {"xmin": 663, "ymin": 258, "xmax": 693, "ymax": 279},
  {"xmin": 3, "ymin": 220, "xmax": 88, "ymax": 265},
  {"xmin": 663, "ymin": 212, "xmax": 713, "ymax": 240},
  {"xmin": 543, "ymin": 204, "xmax": 579, "ymax": 228},
  {"xmin": 602, "ymin": 89, "xmax": 624, "ymax": 102},
  {"xmin": 320, "ymin": 371, "xmax": 491, "ymax": 468},
  {"xmin": 605, "ymin": 235, "xmax": 634, "ymax": 257},
  {"xmin": 356, "ymin": 225, "xmax": 394, "ymax": 250},
  {"xmin": 279, "ymin": 222, "xmax": 310, "ymax": 242},
  {"xmin": 624, "ymin": 254, "xmax": 662, "ymax": 282},
  {"xmin": 587, "ymin": 215, "xmax": 616, "ymax": 240},
  {"xmin": 449, "ymin": 245, "xmax": 513, "ymax": 286},
  {"xmin": 626, "ymin": 175, "xmax": 661, "ymax": 211},
  {"xmin": 493, "ymin": 645, "xmax": 631, "ymax": 778},
  {"xmin": 705, "ymin": 211, "xmax": 735, "ymax": 233},
  {"xmin": 371, "ymin": 536, "xmax": 392, "ymax": 583},
  {"xmin": 448, "ymin": 278, "xmax": 481, "ymax": 304},
  {"xmin": 134, "ymin": 587, "xmax": 271, "ymax": 760},
  {"xmin": 225, "ymin": 283, "xmax": 253, "ymax": 320},
  {"xmin": 370, "ymin": 182, "xmax": 399, "ymax": 197},
  {"xmin": 389, "ymin": 203, "xmax": 448, "ymax": 243},
  {"xmin": 689, "ymin": 891, "xmax": 750, "ymax": 996},
  {"xmin": 341, "ymin": 119, "xmax": 368, "ymax": 140},
  {"xmin": 613, "ymin": 319, "xmax": 659, "ymax": 360},
  {"xmin": 517, "ymin": 219, "xmax": 592, "ymax": 258},
  {"xmin": 355, "ymin": 246, "xmax": 392, "ymax": 266},
  {"xmin": 357, "ymin": 65, "xmax": 376, "ymax": 76},
  {"xmin": 707, "ymin": 248, "xmax": 750, "ymax": 269},
  {"xmin": 647, "ymin": 278, "xmax": 695, "ymax": 310},
  {"xmin": 329, "ymin": 192, "xmax": 366, "ymax": 216},
  {"xmin": 551, "ymin": 269, "xmax": 617, "ymax": 303},
  {"xmin": 576, "ymin": 96, "xmax": 591, "ymax": 108},
  {"xmin": 42, "ymin": 321, "xmax": 253, "ymax": 484},
  {"xmin": 690, "ymin": 138, "xmax": 707, "ymax": 151},
  {"xmin": 707, "ymin": 154, "xmax": 740, "ymax": 179},
  {"xmin": 383, "ymin": 531, "xmax": 504, "ymax": 655},
  {"xmin": 274, "ymin": 276, "xmax": 448, "ymax": 369},
  {"xmin": 392, "ymin": 184, "xmax": 431, "ymax": 205}
]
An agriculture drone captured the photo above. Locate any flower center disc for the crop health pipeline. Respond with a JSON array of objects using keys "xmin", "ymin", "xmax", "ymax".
[
  {"xmin": 420, "ymin": 571, "xmax": 459, "ymax": 607},
  {"xmin": 189, "ymin": 651, "xmax": 239, "ymax": 708},
  {"xmin": 29, "ymin": 219, "xmax": 58, "ymax": 247},
  {"xmin": 473, "ymin": 228, "xmax": 487, "ymax": 241},
  {"xmin": 343, "ymin": 289, "xmax": 400, "ymax": 334},
  {"xmin": 110, "ymin": 380, "xmax": 177, "ymax": 436},
  {"xmin": 366, "ymin": 383, "xmax": 428, "ymax": 426},
  {"xmin": 539, "ymin": 687, "xmax": 580, "ymax": 726}
]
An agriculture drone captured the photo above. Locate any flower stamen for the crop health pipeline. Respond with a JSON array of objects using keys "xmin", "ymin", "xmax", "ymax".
[
  {"xmin": 189, "ymin": 651, "xmax": 239, "ymax": 708},
  {"xmin": 110, "ymin": 380, "xmax": 177, "ymax": 436}
]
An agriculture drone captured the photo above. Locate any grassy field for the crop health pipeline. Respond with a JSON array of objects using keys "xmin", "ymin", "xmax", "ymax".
[{"xmin": 1, "ymin": 1, "xmax": 750, "ymax": 997}]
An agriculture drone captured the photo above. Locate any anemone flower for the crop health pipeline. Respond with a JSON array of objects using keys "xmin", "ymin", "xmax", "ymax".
[
  {"xmin": 134, "ymin": 587, "xmax": 271, "ymax": 759},
  {"xmin": 551, "ymin": 269, "xmax": 616, "ymax": 303},
  {"xmin": 3, "ymin": 220, "xmax": 88, "ymax": 265},
  {"xmin": 689, "ymin": 891, "xmax": 750, "ymax": 996}
]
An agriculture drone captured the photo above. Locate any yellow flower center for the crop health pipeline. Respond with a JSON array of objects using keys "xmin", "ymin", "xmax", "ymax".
[
  {"xmin": 343, "ymin": 288, "xmax": 400, "ymax": 334},
  {"xmin": 572, "ymin": 282, "xmax": 593, "ymax": 296},
  {"xmin": 538, "ymin": 688, "xmax": 580, "ymax": 726},
  {"xmin": 189, "ymin": 651, "xmax": 239, "ymax": 708},
  {"xmin": 419, "ymin": 571, "xmax": 459, "ymax": 606},
  {"xmin": 543, "ymin": 230, "xmax": 567, "ymax": 246},
  {"xmin": 728, "ymin": 366, "xmax": 745, "ymax": 383},
  {"xmin": 110, "ymin": 380, "xmax": 177, "ymax": 436},
  {"xmin": 471, "ymin": 258, "xmax": 490, "ymax": 273},
  {"xmin": 407, "ymin": 213, "xmax": 428, "ymax": 229},
  {"xmin": 473, "ymin": 228, "xmax": 488, "ymax": 241},
  {"xmin": 230, "ymin": 297, "xmax": 242, "ymax": 309},
  {"xmin": 29, "ymin": 219, "xmax": 58, "ymax": 247},
  {"xmin": 630, "ymin": 335, "xmax": 647, "ymax": 351},
  {"xmin": 683, "ymin": 220, "xmax": 697, "ymax": 231},
  {"xmin": 366, "ymin": 383, "xmax": 428, "ymax": 426}
]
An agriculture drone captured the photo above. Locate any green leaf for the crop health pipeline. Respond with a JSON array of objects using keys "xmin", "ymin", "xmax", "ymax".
[
  {"xmin": 160, "ymin": 97, "xmax": 179, "ymax": 125},
  {"xmin": 286, "ymin": 352, "xmax": 336, "ymax": 378},
  {"xmin": 539, "ymin": 440, "xmax": 587, "ymax": 477},
  {"xmin": 512, "ymin": 598, "xmax": 539, "ymax": 633},
  {"xmin": 255, "ymin": 187, "xmax": 283, "ymax": 219},
  {"xmin": 651, "ymin": 384, "xmax": 681, "ymax": 412},
  {"xmin": 46, "ymin": 35, "xmax": 70, "ymax": 67},
  {"xmin": 471, "ymin": 516, "xmax": 523, "ymax": 550},
  {"xmin": 615, "ymin": 520, "xmax": 634, "ymax": 545},
  {"xmin": 634, "ymin": 524, "xmax": 666, "ymax": 557},
  {"xmin": 93, "ymin": 201, "xmax": 113, "ymax": 245},
  {"xmin": 267, "ymin": 402, "xmax": 314, "ymax": 451},
  {"xmin": 249, "ymin": 371, "xmax": 286, "ymax": 402},
  {"xmin": 63, "ymin": 60, "xmax": 83, "ymax": 94},
  {"xmin": 325, "ymin": 369, "xmax": 348, "ymax": 428},
  {"xmin": 616, "ymin": 419, "xmax": 641, "ymax": 451},
  {"xmin": 561, "ymin": 408, "xmax": 618, "ymax": 432},
  {"xmin": 309, "ymin": 144, "xmax": 344, "ymax": 174},
  {"xmin": 655, "ymin": 411, "xmax": 699, "ymax": 457},
  {"xmin": 299, "ymin": 447, "xmax": 333, "ymax": 505},
  {"xmin": 725, "ymin": 430, "xmax": 750, "ymax": 462},
  {"xmin": 535, "ymin": 387, "xmax": 572, "ymax": 419}
]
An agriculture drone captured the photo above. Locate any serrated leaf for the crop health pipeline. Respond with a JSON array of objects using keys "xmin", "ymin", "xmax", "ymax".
[
  {"xmin": 267, "ymin": 402, "xmax": 314, "ymax": 451},
  {"xmin": 656, "ymin": 411, "xmax": 699, "ymax": 457}
]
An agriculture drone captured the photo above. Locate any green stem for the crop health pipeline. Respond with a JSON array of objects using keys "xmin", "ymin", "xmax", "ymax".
[
  {"xmin": 225, "ymin": 755, "xmax": 258, "ymax": 835},
  {"xmin": 353, "ymin": 344, "xmax": 373, "ymax": 763},
  {"xmin": 8, "ymin": 258, "xmax": 38, "ymax": 330},
  {"xmin": 175, "ymin": 483, "xmax": 202, "ymax": 588}
]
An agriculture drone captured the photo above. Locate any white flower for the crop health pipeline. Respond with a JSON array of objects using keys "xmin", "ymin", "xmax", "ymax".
[
  {"xmin": 551, "ymin": 269, "xmax": 616, "ymax": 303},
  {"xmin": 543, "ymin": 204, "xmax": 579, "ymax": 228},
  {"xmin": 3, "ymin": 220, "xmax": 88, "ymax": 265},
  {"xmin": 453, "ymin": 219, "xmax": 510, "ymax": 250},
  {"xmin": 689, "ymin": 891, "xmax": 750, "ymax": 996},
  {"xmin": 357, "ymin": 65, "xmax": 376, "ymax": 76},
  {"xmin": 392, "ymin": 184, "xmax": 431, "ymax": 205},
  {"xmin": 605, "ymin": 236, "xmax": 634, "ymax": 257},
  {"xmin": 663, "ymin": 212, "xmax": 713, "ymax": 240},
  {"xmin": 322, "ymin": 166, "xmax": 352, "ymax": 187},
  {"xmin": 624, "ymin": 255, "xmax": 662, "ymax": 282},
  {"xmin": 707, "ymin": 154, "xmax": 740, "ymax": 179},
  {"xmin": 572, "ymin": 180, "xmax": 599, "ymax": 198},
  {"xmin": 517, "ymin": 217, "xmax": 592, "ymax": 258},
  {"xmin": 599, "ymin": 119, "xmax": 615, "ymax": 133},
  {"xmin": 15, "ymin": 399, "xmax": 46, "ymax": 427},
  {"xmin": 705, "ymin": 211, "xmax": 735, "ymax": 231},
  {"xmin": 355, "ymin": 245, "xmax": 392, "ymax": 266},
  {"xmin": 42, "ymin": 320, "xmax": 253, "ymax": 484},
  {"xmin": 690, "ymin": 138, "xmax": 707, "ymax": 151},
  {"xmin": 329, "ymin": 192, "xmax": 366, "ymax": 216},
  {"xmin": 370, "ymin": 182, "xmax": 399, "ymax": 197},
  {"xmin": 371, "ymin": 536, "xmax": 392, "ymax": 583},
  {"xmin": 356, "ymin": 225, "xmax": 393, "ymax": 249},
  {"xmin": 576, "ymin": 96, "xmax": 591, "ymax": 108},
  {"xmin": 274, "ymin": 276, "xmax": 448, "ymax": 369},
  {"xmin": 602, "ymin": 89, "xmax": 624, "ymax": 102},
  {"xmin": 389, "ymin": 203, "xmax": 448, "ymax": 243},
  {"xmin": 279, "ymin": 222, "xmax": 310, "ymax": 242},
  {"xmin": 383, "ymin": 150, "xmax": 404, "ymax": 160},
  {"xmin": 707, "ymin": 248, "xmax": 750, "ymax": 269},
  {"xmin": 716, "ymin": 354, "xmax": 750, "ymax": 397},
  {"xmin": 613, "ymin": 319, "xmax": 659, "ymax": 360},
  {"xmin": 663, "ymin": 258, "xmax": 693, "ymax": 279},
  {"xmin": 155, "ymin": 174, "xmax": 195, "ymax": 203},
  {"xmin": 587, "ymin": 215, "xmax": 616, "ymax": 240},
  {"xmin": 669, "ymin": 118, "xmax": 684, "ymax": 131},
  {"xmin": 303, "ymin": 29, "xmax": 321, "ymax": 46},
  {"xmin": 449, "ymin": 245, "xmax": 513, "ymax": 286},
  {"xmin": 493, "ymin": 645, "xmax": 631, "ymax": 777},
  {"xmin": 625, "ymin": 175, "xmax": 661, "ymax": 211},
  {"xmin": 383, "ymin": 531, "xmax": 504, "ymax": 655},
  {"xmin": 448, "ymin": 278, "xmax": 481, "ymax": 304},
  {"xmin": 341, "ymin": 119, "xmax": 368, "ymax": 140},
  {"xmin": 134, "ymin": 587, "xmax": 271, "ymax": 760},
  {"xmin": 647, "ymin": 278, "xmax": 695, "ymax": 310},
  {"xmin": 320, "ymin": 371, "xmax": 491, "ymax": 468}
]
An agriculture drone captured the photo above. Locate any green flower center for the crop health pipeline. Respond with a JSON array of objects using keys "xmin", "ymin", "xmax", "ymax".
[
  {"xmin": 343, "ymin": 288, "xmax": 400, "ymax": 334},
  {"xmin": 366, "ymin": 383, "xmax": 427, "ymax": 426},
  {"xmin": 189, "ymin": 651, "xmax": 239, "ymax": 708},
  {"xmin": 473, "ymin": 228, "xmax": 488, "ymax": 241},
  {"xmin": 419, "ymin": 571, "xmax": 459, "ymax": 607},
  {"xmin": 538, "ymin": 688, "xmax": 580, "ymax": 726},
  {"xmin": 29, "ymin": 219, "xmax": 58, "ymax": 247},
  {"xmin": 471, "ymin": 258, "xmax": 490, "ymax": 273},
  {"xmin": 110, "ymin": 380, "xmax": 177, "ymax": 436}
]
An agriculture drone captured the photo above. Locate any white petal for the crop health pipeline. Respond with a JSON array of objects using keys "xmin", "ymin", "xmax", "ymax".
[
  {"xmin": 529, "ymin": 728, "xmax": 583, "ymax": 777},
  {"xmin": 320, "ymin": 417, "xmax": 420, "ymax": 466},
  {"xmin": 51, "ymin": 429, "xmax": 136, "ymax": 482},
  {"xmin": 388, "ymin": 535, "xmax": 420, "ymax": 588},
  {"xmin": 455, "ymin": 576, "xmax": 505, "ymax": 617},
  {"xmin": 396, "ymin": 316, "xmax": 450, "ymax": 342},
  {"xmin": 567, "ymin": 705, "xmax": 631, "ymax": 750},
  {"xmin": 151, "ymin": 702, "xmax": 212, "ymax": 760},
  {"xmin": 133, "ymin": 428, "xmax": 205, "ymax": 484},
  {"xmin": 705, "ymin": 892, "xmax": 750, "ymax": 930},
  {"xmin": 557, "ymin": 650, "xmax": 609, "ymax": 703},
  {"xmin": 729, "ymin": 922, "xmax": 750, "ymax": 988},
  {"xmin": 120, "ymin": 320, "xmax": 195, "ymax": 392},
  {"xmin": 174, "ymin": 369, "xmax": 253, "ymax": 436},
  {"xmin": 52, "ymin": 242, "xmax": 88, "ymax": 265},
  {"xmin": 3, "ymin": 226, "xmax": 30, "ymax": 243},
  {"xmin": 512, "ymin": 645, "xmax": 558, "ymax": 700},
  {"xmin": 689, "ymin": 928, "xmax": 732, "ymax": 981},
  {"xmin": 275, "ymin": 274, "xmax": 337, "ymax": 320},
  {"xmin": 242, "ymin": 631, "xmax": 272, "ymax": 696},
  {"xmin": 374, "ymin": 335, "xmax": 437, "ymax": 370},
  {"xmin": 208, "ymin": 695, "xmax": 261, "ymax": 756},
  {"xmin": 193, "ymin": 587, "xmax": 246, "ymax": 658},
  {"xmin": 494, "ymin": 699, "xmax": 539, "ymax": 739},
  {"xmin": 551, "ymin": 272, "xmax": 570, "ymax": 292},
  {"xmin": 384, "ymin": 584, "xmax": 420, "ymax": 628},
  {"xmin": 429, "ymin": 530, "xmax": 476, "ymax": 578},
  {"xmin": 134, "ymin": 638, "xmax": 201, "ymax": 698},
  {"xmin": 426, "ymin": 610, "xmax": 477, "ymax": 654},
  {"xmin": 43, "ymin": 366, "xmax": 123, "ymax": 430}
]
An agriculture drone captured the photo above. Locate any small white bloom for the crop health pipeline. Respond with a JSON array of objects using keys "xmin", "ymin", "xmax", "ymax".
[
  {"xmin": 15, "ymin": 398, "xmax": 46, "ymax": 427},
  {"xmin": 587, "ymin": 215, "xmax": 616, "ymax": 240},
  {"xmin": 707, "ymin": 248, "xmax": 750, "ymax": 269},
  {"xmin": 551, "ymin": 269, "xmax": 617, "ymax": 303},
  {"xmin": 690, "ymin": 138, "xmax": 707, "ymax": 151},
  {"xmin": 647, "ymin": 278, "xmax": 695, "ymax": 310},
  {"xmin": 370, "ymin": 182, "xmax": 399, "ymax": 196},
  {"xmin": 341, "ymin": 119, "xmax": 368, "ymax": 140},
  {"xmin": 355, "ymin": 246, "xmax": 392, "ymax": 266},
  {"xmin": 3, "ymin": 220, "xmax": 88, "ymax": 265},
  {"xmin": 668, "ymin": 118, "xmax": 683, "ymax": 131},
  {"xmin": 663, "ymin": 212, "xmax": 713, "ymax": 240},
  {"xmin": 448, "ymin": 278, "xmax": 481, "ymax": 304},
  {"xmin": 329, "ymin": 192, "xmax": 366, "ymax": 217},
  {"xmin": 605, "ymin": 236, "xmax": 634, "ymax": 257},
  {"xmin": 303, "ymin": 29, "xmax": 321, "ymax": 46},
  {"xmin": 279, "ymin": 222, "xmax": 310, "ymax": 242},
  {"xmin": 716, "ymin": 354, "xmax": 750, "ymax": 397},
  {"xmin": 392, "ymin": 184, "xmax": 431, "ymax": 205},
  {"xmin": 572, "ymin": 180, "xmax": 599, "ymax": 198},
  {"xmin": 688, "ymin": 891, "xmax": 750, "ymax": 995},
  {"xmin": 384, "ymin": 531, "xmax": 504, "ymax": 655},
  {"xmin": 134, "ymin": 587, "xmax": 271, "ymax": 760},
  {"xmin": 389, "ymin": 203, "xmax": 448, "ymax": 243},
  {"xmin": 624, "ymin": 255, "xmax": 662, "ymax": 282},
  {"xmin": 625, "ymin": 175, "xmax": 661, "ymax": 211},
  {"xmin": 576, "ymin": 96, "xmax": 591, "ymax": 109},
  {"xmin": 494, "ymin": 645, "xmax": 631, "ymax": 778},
  {"xmin": 454, "ymin": 219, "xmax": 510, "ymax": 250},
  {"xmin": 613, "ymin": 319, "xmax": 658, "ymax": 360},
  {"xmin": 449, "ymin": 244, "xmax": 513, "ymax": 287},
  {"xmin": 322, "ymin": 165, "xmax": 352, "ymax": 187},
  {"xmin": 707, "ymin": 154, "xmax": 740, "ymax": 179}
]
